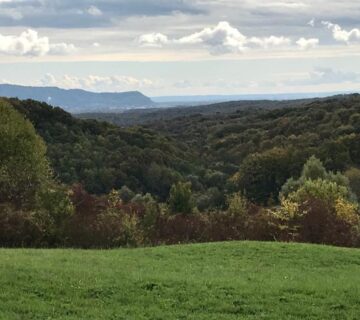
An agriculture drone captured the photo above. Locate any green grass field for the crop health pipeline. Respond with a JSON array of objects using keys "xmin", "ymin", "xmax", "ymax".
[{"xmin": 0, "ymin": 242, "xmax": 359, "ymax": 320}]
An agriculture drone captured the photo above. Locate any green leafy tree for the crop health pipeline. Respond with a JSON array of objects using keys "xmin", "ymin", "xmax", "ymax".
[
  {"xmin": 281, "ymin": 156, "xmax": 352, "ymax": 199},
  {"xmin": 227, "ymin": 192, "xmax": 248, "ymax": 218},
  {"xmin": 288, "ymin": 179, "xmax": 350, "ymax": 204},
  {"xmin": 0, "ymin": 101, "xmax": 51, "ymax": 208},
  {"xmin": 118, "ymin": 186, "xmax": 135, "ymax": 204},
  {"xmin": 273, "ymin": 156, "xmax": 360, "ymax": 246},
  {"xmin": 345, "ymin": 167, "xmax": 360, "ymax": 200},
  {"xmin": 168, "ymin": 182, "xmax": 195, "ymax": 214},
  {"xmin": 301, "ymin": 156, "xmax": 327, "ymax": 180},
  {"xmin": 234, "ymin": 148, "xmax": 303, "ymax": 205}
]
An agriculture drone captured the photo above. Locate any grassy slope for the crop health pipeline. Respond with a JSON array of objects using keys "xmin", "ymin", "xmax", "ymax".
[{"xmin": 0, "ymin": 242, "xmax": 359, "ymax": 320}]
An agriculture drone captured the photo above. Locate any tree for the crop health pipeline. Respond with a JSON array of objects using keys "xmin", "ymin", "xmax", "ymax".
[
  {"xmin": 301, "ymin": 156, "xmax": 327, "ymax": 180},
  {"xmin": 273, "ymin": 156, "xmax": 360, "ymax": 246},
  {"xmin": 234, "ymin": 148, "xmax": 303, "ymax": 205},
  {"xmin": 227, "ymin": 192, "xmax": 248, "ymax": 218},
  {"xmin": 0, "ymin": 101, "xmax": 74, "ymax": 246},
  {"xmin": 345, "ymin": 167, "xmax": 360, "ymax": 200},
  {"xmin": 168, "ymin": 182, "xmax": 195, "ymax": 214},
  {"xmin": 0, "ymin": 101, "xmax": 51, "ymax": 208},
  {"xmin": 118, "ymin": 186, "xmax": 135, "ymax": 204},
  {"xmin": 281, "ymin": 156, "xmax": 352, "ymax": 199},
  {"xmin": 145, "ymin": 162, "xmax": 181, "ymax": 201}
]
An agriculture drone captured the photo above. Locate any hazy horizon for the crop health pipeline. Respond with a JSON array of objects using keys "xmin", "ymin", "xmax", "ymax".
[{"xmin": 1, "ymin": 82, "xmax": 356, "ymax": 101}]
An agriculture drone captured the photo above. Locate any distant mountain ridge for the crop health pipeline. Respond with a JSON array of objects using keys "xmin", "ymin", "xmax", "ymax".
[
  {"xmin": 0, "ymin": 84, "xmax": 155, "ymax": 113},
  {"xmin": 151, "ymin": 91, "xmax": 354, "ymax": 106}
]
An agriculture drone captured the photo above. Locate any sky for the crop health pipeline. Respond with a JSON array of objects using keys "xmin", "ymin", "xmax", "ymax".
[{"xmin": 0, "ymin": 0, "xmax": 360, "ymax": 96}]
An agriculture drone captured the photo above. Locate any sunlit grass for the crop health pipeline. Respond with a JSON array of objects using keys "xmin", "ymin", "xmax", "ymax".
[{"xmin": 0, "ymin": 241, "xmax": 359, "ymax": 319}]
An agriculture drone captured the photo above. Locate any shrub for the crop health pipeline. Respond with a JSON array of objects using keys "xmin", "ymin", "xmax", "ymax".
[
  {"xmin": 153, "ymin": 213, "xmax": 208, "ymax": 245},
  {"xmin": 66, "ymin": 188, "xmax": 144, "ymax": 248},
  {"xmin": 0, "ymin": 205, "xmax": 43, "ymax": 247},
  {"xmin": 132, "ymin": 193, "xmax": 162, "ymax": 243},
  {"xmin": 36, "ymin": 185, "xmax": 74, "ymax": 245}
]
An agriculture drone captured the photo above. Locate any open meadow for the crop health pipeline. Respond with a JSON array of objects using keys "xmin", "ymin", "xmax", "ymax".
[{"xmin": 1, "ymin": 241, "xmax": 359, "ymax": 320}]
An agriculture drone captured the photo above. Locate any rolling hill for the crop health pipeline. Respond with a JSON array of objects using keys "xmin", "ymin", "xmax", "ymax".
[
  {"xmin": 0, "ymin": 84, "xmax": 155, "ymax": 113},
  {"xmin": 77, "ymin": 94, "xmax": 360, "ymax": 204},
  {"xmin": 0, "ymin": 242, "xmax": 359, "ymax": 319},
  {"xmin": 76, "ymin": 98, "xmax": 315, "ymax": 127},
  {"xmin": 8, "ymin": 97, "xmax": 197, "ymax": 199},
  {"xmin": 6, "ymin": 93, "xmax": 360, "ymax": 205}
]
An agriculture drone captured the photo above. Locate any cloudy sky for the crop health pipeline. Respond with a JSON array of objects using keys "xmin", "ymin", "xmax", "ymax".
[{"xmin": 0, "ymin": 0, "xmax": 360, "ymax": 96}]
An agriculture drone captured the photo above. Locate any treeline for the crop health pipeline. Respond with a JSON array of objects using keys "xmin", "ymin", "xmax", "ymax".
[{"xmin": 1, "ymin": 95, "xmax": 360, "ymax": 248}]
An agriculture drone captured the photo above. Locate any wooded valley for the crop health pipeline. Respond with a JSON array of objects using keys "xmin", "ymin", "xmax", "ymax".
[{"xmin": 2, "ymin": 94, "xmax": 360, "ymax": 248}]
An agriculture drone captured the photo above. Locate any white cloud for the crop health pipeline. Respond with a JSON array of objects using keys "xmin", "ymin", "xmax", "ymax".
[
  {"xmin": 42, "ymin": 73, "xmax": 57, "ymax": 85},
  {"xmin": 262, "ymin": 1, "xmax": 308, "ymax": 9},
  {"xmin": 307, "ymin": 18, "xmax": 315, "ymax": 27},
  {"xmin": 284, "ymin": 67, "xmax": 359, "ymax": 86},
  {"xmin": 322, "ymin": 21, "xmax": 360, "ymax": 43},
  {"xmin": 40, "ymin": 73, "xmax": 158, "ymax": 92},
  {"xmin": 138, "ymin": 21, "xmax": 291, "ymax": 55},
  {"xmin": 49, "ymin": 42, "xmax": 76, "ymax": 55},
  {"xmin": 0, "ymin": 29, "xmax": 76, "ymax": 56},
  {"xmin": 138, "ymin": 33, "xmax": 169, "ymax": 47},
  {"xmin": 176, "ymin": 21, "xmax": 248, "ymax": 54},
  {"xmin": 248, "ymin": 35, "xmax": 291, "ymax": 49},
  {"xmin": 87, "ymin": 5, "xmax": 103, "ymax": 16},
  {"xmin": 296, "ymin": 37, "xmax": 319, "ymax": 50},
  {"xmin": 309, "ymin": 67, "xmax": 359, "ymax": 83}
]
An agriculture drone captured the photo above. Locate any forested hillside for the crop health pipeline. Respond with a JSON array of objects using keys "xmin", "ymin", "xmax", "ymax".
[
  {"xmin": 9, "ymin": 98, "xmax": 198, "ymax": 199},
  {"xmin": 2, "ymin": 94, "xmax": 360, "ymax": 248},
  {"xmin": 146, "ymin": 94, "xmax": 360, "ymax": 204},
  {"xmin": 77, "ymin": 98, "xmax": 313, "ymax": 127},
  {"xmin": 9, "ymin": 94, "xmax": 360, "ymax": 206}
]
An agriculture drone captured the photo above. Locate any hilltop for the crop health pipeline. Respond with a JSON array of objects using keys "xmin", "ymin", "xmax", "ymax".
[{"xmin": 0, "ymin": 84, "xmax": 154, "ymax": 113}]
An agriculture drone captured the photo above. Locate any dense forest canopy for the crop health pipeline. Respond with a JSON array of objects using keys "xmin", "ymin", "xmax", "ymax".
[
  {"xmin": 80, "ymin": 94, "xmax": 360, "ymax": 205},
  {"xmin": 2, "ymin": 94, "xmax": 360, "ymax": 248},
  {"xmin": 9, "ymin": 98, "xmax": 199, "ymax": 200},
  {"xmin": 77, "ymin": 98, "xmax": 314, "ymax": 127}
]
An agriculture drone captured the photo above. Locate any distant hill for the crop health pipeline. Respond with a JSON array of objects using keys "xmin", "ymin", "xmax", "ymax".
[
  {"xmin": 0, "ymin": 84, "xmax": 155, "ymax": 113},
  {"xmin": 151, "ymin": 91, "xmax": 352, "ymax": 106},
  {"xmin": 77, "ymin": 98, "xmax": 317, "ymax": 127}
]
